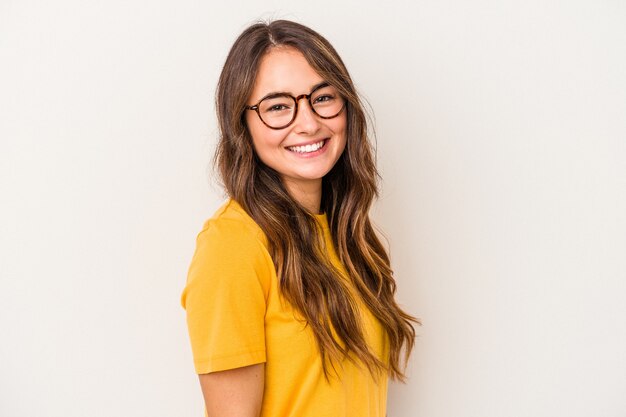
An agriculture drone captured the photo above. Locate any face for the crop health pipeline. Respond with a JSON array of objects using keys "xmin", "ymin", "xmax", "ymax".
[{"xmin": 245, "ymin": 46, "xmax": 347, "ymax": 199}]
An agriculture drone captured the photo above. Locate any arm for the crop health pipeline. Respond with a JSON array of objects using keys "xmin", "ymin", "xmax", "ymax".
[{"xmin": 199, "ymin": 363, "xmax": 265, "ymax": 417}]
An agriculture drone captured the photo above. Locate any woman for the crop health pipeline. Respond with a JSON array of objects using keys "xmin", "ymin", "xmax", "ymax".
[{"xmin": 181, "ymin": 19, "xmax": 419, "ymax": 417}]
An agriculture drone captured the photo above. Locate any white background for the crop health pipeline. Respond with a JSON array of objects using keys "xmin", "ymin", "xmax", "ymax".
[{"xmin": 1, "ymin": 1, "xmax": 625, "ymax": 416}]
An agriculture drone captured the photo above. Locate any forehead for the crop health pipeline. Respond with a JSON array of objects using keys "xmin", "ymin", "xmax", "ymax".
[{"xmin": 249, "ymin": 46, "xmax": 324, "ymax": 101}]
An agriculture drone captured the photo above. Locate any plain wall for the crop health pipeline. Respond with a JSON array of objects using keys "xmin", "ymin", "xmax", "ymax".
[{"xmin": 1, "ymin": 1, "xmax": 625, "ymax": 416}]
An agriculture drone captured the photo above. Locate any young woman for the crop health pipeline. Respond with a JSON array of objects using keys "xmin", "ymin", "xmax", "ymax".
[{"xmin": 181, "ymin": 19, "xmax": 419, "ymax": 417}]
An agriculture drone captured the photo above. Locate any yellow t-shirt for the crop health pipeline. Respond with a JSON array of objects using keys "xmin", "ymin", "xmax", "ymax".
[{"xmin": 181, "ymin": 199, "xmax": 388, "ymax": 417}]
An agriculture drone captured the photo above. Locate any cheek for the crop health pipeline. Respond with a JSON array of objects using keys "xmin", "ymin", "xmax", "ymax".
[
  {"xmin": 332, "ymin": 114, "xmax": 348, "ymax": 146},
  {"xmin": 247, "ymin": 120, "xmax": 285, "ymax": 158}
]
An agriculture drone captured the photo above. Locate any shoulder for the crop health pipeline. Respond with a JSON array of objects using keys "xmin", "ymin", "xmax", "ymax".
[
  {"xmin": 188, "ymin": 199, "xmax": 273, "ymax": 293},
  {"xmin": 197, "ymin": 199, "xmax": 267, "ymax": 248}
]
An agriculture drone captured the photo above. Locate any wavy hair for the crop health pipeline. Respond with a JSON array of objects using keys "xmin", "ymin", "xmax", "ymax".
[{"xmin": 214, "ymin": 19, "xmax": 419, "ymax": 381}]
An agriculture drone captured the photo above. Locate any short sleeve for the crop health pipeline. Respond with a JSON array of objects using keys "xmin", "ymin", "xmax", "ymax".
[{"xmin": 181, "ymin": 218, "xmax": 272, "ymax": 374}]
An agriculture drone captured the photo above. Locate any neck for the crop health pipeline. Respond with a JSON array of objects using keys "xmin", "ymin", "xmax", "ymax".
[{"xmin": 282, "ymin": 177, "xmax": 322, "ymax": 214}]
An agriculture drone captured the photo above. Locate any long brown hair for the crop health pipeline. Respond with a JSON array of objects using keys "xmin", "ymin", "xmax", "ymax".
[{"xmin": 214, "ymin": 19, "xmax": 419, "ymax": 381}]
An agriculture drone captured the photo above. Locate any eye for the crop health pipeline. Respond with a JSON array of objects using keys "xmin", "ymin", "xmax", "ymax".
[
  {"xmin": 268, "ymin": 104, "xmax": 290, "ymax": 112},
  {"xmin": 260, "ymin": 96, "xmax": 294, "ymax": 114},
  {"xmin": 313, "ymin": 94, "xmax": 334, "ymax": 103},
  {"xmin": 259, "ymin": 100, "xmax": 293, "ymax": 113}
]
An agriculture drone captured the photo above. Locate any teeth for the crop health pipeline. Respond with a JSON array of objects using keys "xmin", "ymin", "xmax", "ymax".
[{"xmin": 288, "ymin": 140, "xmax": 325, "ymax": 154}]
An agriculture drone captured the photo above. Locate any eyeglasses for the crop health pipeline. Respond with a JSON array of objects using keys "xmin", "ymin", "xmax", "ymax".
[{"xmin": 245, "ymin": 82, "xmax": 345, "ymax": 130}]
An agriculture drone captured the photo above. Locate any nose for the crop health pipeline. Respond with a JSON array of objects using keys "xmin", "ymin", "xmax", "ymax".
[{"xmin": 292, "ymin": 97, "xmax": 321, "ymax": 134}]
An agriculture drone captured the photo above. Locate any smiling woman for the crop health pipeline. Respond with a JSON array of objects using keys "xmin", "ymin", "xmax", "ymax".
[
  {"xmin": 180, "ymin": 19, "xmax": 419, "ymax": 417},
  {"xmin": 245, "ymin": 47, "xmax": 347, "ymax": 212}
]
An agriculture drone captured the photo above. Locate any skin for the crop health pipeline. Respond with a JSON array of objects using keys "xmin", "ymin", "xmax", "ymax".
[
  {"xmin": 199, "ymin": 363, "xmax": 264, "ymax": 417},
  {"xmin": 245, "ymin": 46, "xmax": 348, "ymax": 214},
  {"xmin": 198, "ymin": 46, "xmax": 348, "ymax": 416}
]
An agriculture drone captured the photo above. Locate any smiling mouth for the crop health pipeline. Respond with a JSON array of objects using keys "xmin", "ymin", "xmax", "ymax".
[{"xmin": 286, "ymin": 139, "xmax": 328, "ymax": 154}]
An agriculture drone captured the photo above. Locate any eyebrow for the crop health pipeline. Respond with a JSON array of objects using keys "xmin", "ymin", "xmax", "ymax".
[{"xmin": 254, "ymin": 81, "xmax": 329, "ymax": 104}]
